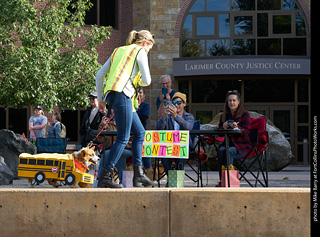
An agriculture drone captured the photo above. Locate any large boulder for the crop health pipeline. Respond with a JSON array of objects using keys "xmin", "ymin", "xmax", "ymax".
[
  {"xmin": 0, "ymin": 157, "xmax": 14, "ymax": 185},
  {"xmin": 0, "ymin": 129, "xmax": 37, "ymax": 178},
  {"xmin": 200, "ymin": 112, "xmax": 293, "ymax": 171}
]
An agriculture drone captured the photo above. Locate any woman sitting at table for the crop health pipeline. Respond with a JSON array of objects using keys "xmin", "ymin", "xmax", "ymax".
[{"xmin": 216, "ymin": 90, "xmax": 251, "ymax": 187}]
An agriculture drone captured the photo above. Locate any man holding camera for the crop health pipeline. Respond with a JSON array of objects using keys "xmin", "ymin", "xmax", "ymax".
[
  {"xmin": 155, "ymin": 92, "xmax": 195, "ymax": 179},
  {"xmin": 156, "ymin": 75, "xmax": 177, "ymax": 118}
]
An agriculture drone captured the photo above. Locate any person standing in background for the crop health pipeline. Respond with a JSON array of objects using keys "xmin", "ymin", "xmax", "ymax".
[
  {"xmin": 137, "ymin": 86, "xmax": 150, "ymax": 129},
  {"xmin": 47, "ymin": 112, "xmax": 62, "ymax": 138},
  {"xmin": 136, "ymin": 86, "xmax": 153, "ymax": 179},
  {"xmin": 79, "ymin": 92, "xmax": 104, "ymax": 147},
  {"xmin": 156, "ymin": 75, "xmax": 176, "ymax": 119},
  {"xmin": 29, "ymin": 106, "xmax": 47, "ymax": 142}
]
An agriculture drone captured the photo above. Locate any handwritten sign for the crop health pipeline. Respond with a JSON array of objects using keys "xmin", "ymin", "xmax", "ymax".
[{"xmin": 142, "ymin": 130, "xmax": 189, "ymax": 159}]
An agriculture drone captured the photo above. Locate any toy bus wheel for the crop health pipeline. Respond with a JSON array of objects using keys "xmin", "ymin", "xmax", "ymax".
[
  {"xmin": 34, "ymin": 172, "xmax": 46, "ymax": 184},
  {"xmin": 65, "ymin": 173, "xmax": 76, "ymax": 185}
]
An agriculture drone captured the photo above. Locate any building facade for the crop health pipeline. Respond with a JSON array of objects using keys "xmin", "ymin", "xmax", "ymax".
[
  {"xmin": 139, "ymin": 0, "xmax": 311, "ymax": 164},
  {"xmin": 1, "ymin": 0, "xmax": 311, "ymax": 164}
]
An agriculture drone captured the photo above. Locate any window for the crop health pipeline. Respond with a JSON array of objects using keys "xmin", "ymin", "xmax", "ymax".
[
  {"xmin": 0, "ymin": 108, "xmax": 5, "ymax": 130},
  {"xmin": 29, "ymin": 159, "xmax": 36, "ymax": 165},
  {"xmin": 37, "ymin": 160, "xmax": 45, "ymax": 165},
  {"xmin": 20, "ymin": 159, "xmax": 28, "ymax": 164},
  {"xmin": 180, "ymin": 0, "xmax": 308, "ymax": 57},
  {"xmin": 69, "ymin": 0, "xmax": 117, "ymax": 28},
  {"xmin": 8, "ymin": 108, "xmax": 28, "ymax": 135},
  {"xmin": 233, "ymin": 15, "xmax": 253, "ymax": 35},
  {"xmin": 46, "ymin": 160, "xmax": 54, "ymax": 166},
  {"xmin": 244, "ymin": 79, "xmax": 294, "ymax": 102},
  {"xmin": 197, "ymin": 17, "xmax": 215, "ymax": 36},
  {"xmin": 273, "ymin": 15, "xmax": 291, "ymax": 34},
  {"xmin": 61, "ymin": 109, "xmax": 79, "ymax": 142},
  {"xmin": 191, "ymin": 80, "xmax": 241, "ymax": 103}
]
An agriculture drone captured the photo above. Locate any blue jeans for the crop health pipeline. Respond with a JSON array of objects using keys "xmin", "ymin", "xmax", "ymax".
[
  {"xmin": 98, "ymin": 149, "xmax": 132, "ymax": 180},
  {"xmin": 217, "ymin": 146, "xmax": 246, "ymax": 179},
  {"xmin": 142, "ymin": 158, "xmax": 151, "ymax": 169},
  {"xmin": 105, "ymin": 92, "xmax": 145, "ymax": 170}
]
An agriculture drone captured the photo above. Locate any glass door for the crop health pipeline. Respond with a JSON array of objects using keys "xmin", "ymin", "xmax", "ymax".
[
  {"xmin": 245, "ymin": 106, "xmax": 270, "ymax": 118},
  {"xmin": 270, "ymin": 106, "xmax": 294, "ymax": 153},
  {"xmin": 191, "ymin": 104, "xmax": 224, "ymax": 125}
]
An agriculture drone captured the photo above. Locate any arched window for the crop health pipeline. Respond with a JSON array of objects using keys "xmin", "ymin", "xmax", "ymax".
[{"xmin": 180, "ymin": 0, "xmax": 308, "ymax": 57}]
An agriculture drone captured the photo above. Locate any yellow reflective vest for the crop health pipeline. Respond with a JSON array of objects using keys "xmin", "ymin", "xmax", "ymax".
[{"xmin": 104, "ymin": 44, "xmax": 143, "ymax": 95}]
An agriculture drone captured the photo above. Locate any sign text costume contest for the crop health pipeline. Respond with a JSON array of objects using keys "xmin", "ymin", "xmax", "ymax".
[{"xmin": 142, "ymin": 130, "xmax": 189, "ymax": 159}]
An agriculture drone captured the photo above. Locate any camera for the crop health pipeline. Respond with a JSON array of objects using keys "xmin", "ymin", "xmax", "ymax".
[{"xmin": 164, "ymin": 100, "xmax": 172, "ymax": 107}]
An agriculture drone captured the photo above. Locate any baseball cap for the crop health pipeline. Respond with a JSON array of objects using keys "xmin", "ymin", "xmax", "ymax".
[
  {"xmin": 35, "ymin": 106, "xmax": 43, "ymax": 110},
  {"xmin": 89, "ymin": 92, "xmax": 98, "ymax": 97}
]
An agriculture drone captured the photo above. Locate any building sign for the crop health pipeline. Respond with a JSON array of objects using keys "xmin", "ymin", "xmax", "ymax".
[
  {"xmin": 142, "ymin": 130, "xmax": 189, "ymax": 159},
  {"xmin": 173, "ymin": 58, "xmax": 310, "ymax": 76}
]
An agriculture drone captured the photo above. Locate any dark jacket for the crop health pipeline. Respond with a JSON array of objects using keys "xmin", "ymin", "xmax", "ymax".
[{"xmin": 80, "ymin": 107, "xmax": 104, "ymax": 146}]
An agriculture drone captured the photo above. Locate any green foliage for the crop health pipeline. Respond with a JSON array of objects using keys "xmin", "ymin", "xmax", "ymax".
[{"xmin": 0, "ymin": 0, "xmax": 111, "ymax": 111}]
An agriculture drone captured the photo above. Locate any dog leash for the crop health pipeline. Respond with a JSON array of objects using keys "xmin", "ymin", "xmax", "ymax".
[{"xmin": 87, "ymin": 114, "xmax": 114, "ymax": 148}]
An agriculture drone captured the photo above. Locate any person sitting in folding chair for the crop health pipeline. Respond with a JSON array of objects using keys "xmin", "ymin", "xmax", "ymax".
[
  {"xmin": 155, "ymin": 92, "xmax": 194, "ymax": 182},
  {"xmin": 216, "ymin": 90, "xmax": 251, "ymax": 187}
]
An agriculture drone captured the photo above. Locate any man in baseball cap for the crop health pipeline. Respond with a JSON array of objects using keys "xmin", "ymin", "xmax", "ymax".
[{"xmin": 29, "ymin": 105, "xmax": 47, "ymax": 141}]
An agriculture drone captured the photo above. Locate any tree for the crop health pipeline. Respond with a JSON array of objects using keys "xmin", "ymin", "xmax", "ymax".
[{"xmin": 0, "ymin": 0, "xmax": 111, "ymax": 111}]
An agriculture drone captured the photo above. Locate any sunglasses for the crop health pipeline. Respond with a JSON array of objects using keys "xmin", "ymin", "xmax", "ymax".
[{"xmin": 172, "ymin": 101, "xmax": 183, "ymax": 105}]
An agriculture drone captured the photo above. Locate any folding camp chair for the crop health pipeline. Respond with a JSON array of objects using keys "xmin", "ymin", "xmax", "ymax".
[
  {"xmin": 36, "ymin": 138, "xmax": 67, "ymax": 153},
  {"xmin": 236, "ymin": 116, "xmax": 269, "ymax": 187}
]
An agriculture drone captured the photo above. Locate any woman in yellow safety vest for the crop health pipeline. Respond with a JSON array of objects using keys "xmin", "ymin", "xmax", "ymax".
[{"xmin": 95, "ymin": 30, "xmax": 156, "ymax": 188}]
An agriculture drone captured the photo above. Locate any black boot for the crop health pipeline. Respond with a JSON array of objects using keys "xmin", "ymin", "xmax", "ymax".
[
  {"xmin": 98, "ymin": 168, "xmax": 123, "ymax": 188},
  {"xmin": 133, "ymin": 165, "xmax": 157, "ymax": 187}
]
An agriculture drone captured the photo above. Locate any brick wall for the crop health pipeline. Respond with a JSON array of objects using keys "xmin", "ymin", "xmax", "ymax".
[{"xmin": 95, "ymin": 0, "xmax": 133, "ymax": 64}]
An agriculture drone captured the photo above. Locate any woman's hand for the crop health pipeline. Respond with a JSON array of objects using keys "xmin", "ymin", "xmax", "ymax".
[
  {"xmin": 223, "ymin": 121, "xmax": 239, "ymax": 129},
  {"xmin": 230, "ymin": 122, "xmax": 239, "ymax": 128},
  {"xmin": 223, "ymin": 121, "xmax": 229, "ymax": 129}
]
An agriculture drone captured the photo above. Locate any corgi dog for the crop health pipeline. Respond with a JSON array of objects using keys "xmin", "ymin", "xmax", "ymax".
[
  {"xmin": 66, "ymin": 146, "xmax": 99, "ymax": 188},
  {"xmin": 47, "ymin": 146, "xmax": 99, "ymax": 188},
  {"xmin": 73, "ymin": 146, "xmax": 99, "ymax": 168}
]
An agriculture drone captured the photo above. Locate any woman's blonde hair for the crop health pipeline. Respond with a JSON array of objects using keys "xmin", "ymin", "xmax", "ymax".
[{"xmin": 126, "ymin": 30, "xmax": 155, "ymax": 46}]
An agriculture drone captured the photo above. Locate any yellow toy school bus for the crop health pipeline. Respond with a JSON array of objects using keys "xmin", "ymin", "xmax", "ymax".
[{"xmin": 18, "ymin": 153, "xmax": 94, "ymax": 186}]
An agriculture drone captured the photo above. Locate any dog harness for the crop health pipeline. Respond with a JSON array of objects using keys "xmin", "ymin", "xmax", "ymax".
[{"xmin": 73, "ymin": 157, "xmax": 89, "ymax": 173}]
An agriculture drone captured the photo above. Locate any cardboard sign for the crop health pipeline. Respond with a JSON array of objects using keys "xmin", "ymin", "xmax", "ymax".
[{"xmin": 142, "ymin": 130, "xmax": 189, "ymax": 159}]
